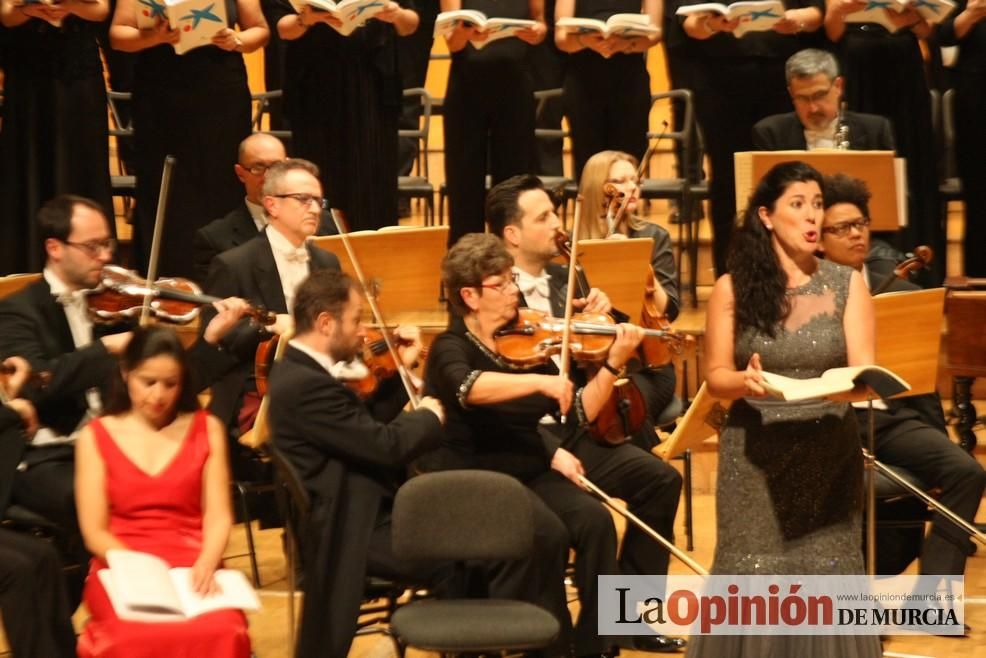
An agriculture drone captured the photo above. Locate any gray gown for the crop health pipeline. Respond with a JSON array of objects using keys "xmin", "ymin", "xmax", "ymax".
[{"xmin": 687, "ymin": 258, "xmax": 882, "ymax": 657}]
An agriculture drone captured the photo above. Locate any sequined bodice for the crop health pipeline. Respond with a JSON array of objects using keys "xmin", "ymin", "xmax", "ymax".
[{"xmin": 735, "ymin": 258, "xmax": 852, "ymax": 379}]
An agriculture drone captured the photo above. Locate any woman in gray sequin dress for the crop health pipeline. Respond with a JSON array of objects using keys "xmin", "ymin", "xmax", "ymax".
[{"xmin": 687, "ymin": 161, "xmax": 882, "ymax": 657}]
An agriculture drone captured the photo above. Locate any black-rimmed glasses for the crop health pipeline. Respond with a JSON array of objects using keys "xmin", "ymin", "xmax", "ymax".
[
  {"xmin": 822, "ymin": 217, "xmax": 871, "ymax": 237},
  {"xmin": 272, "ymin": 193, "xmax": 328, "ymax": 210},
  {"xmin": 62, "ymin": 238, "xmax": 117, "ymax": 257}
]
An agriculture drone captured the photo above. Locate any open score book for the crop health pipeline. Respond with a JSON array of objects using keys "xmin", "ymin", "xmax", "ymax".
[
  {"xmin": 98, "ymin": 549, "xmax": 261, "ymax": 622},
  {"xmin": 759, "ymin": 365, "xmax": 910, "ymax": 402}
]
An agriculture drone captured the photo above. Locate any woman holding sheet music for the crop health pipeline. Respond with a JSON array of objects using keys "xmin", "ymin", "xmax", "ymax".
[
  {"xmin": 75, "ymin": 327, "xmax": 250, "ymax": 658},
  {"xmin": 554, "ymin": 0, "xmax": 661, "ymax": 180},
  {"xmin": 110, "ymin": 0, "xmax": 268, "ymax": 280},
  {"xmin": 269, "ymin": 0, "xmax": 419, "ymax": 231},
  {"xmin": 0, "ymin": 0, "xmax": 113, "ymax": 275},
  {"xmin": 688, "ymin": 161, "xmax": 879, "ymax": 658},
  {"xmin": 440, "ymin": 0, "xmax": 547, "ymax": 245}
]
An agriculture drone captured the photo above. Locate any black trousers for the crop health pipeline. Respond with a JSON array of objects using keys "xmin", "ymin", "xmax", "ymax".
[
  {"xmin": 862, "ymin": 406, "xmax": 986, "ymax": 575},
  {"xmin": 0, "ymin": 529, "xmax": 77, "ymax": 658},
  {"xmin": 692, "ymin": 57, "xmax": 790, "ymax": 276},
  {"xmin": 563, "ymin": 53, "xmax": 651, "ymax": 181},
  {"xmin": 954, "ymin": 67, "xmax": 986, "ymax": 277},
  {"xmin": 444, "ymin": 62, "xmax": 536, "ymax": 245}
]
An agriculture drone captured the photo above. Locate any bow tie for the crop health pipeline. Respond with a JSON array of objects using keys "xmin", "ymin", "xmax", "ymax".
[
  {"xmin": 283, "ymin": 247, "xmax": 310, "ymax": 264},
  {"xmin": 53, "ymin": 290, "xmax": 86, "ymax": 307},
  {"xmin": 517, "ymin": 272, "xmax": 550, "ymax": 299},
  {"xmin": 330, "ymin": 359, "xmax": 369, "ymax": 381}
]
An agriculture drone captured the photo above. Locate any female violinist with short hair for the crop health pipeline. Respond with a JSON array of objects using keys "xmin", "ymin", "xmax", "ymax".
[{"xmin": 423, "ymin": 232, "xmax": 651, "ymax": 658}]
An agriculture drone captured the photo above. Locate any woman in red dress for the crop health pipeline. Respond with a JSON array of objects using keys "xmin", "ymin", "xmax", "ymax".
[{"xmin": 74, "ymin": 326, "xmax": 250, "ymax": 658}]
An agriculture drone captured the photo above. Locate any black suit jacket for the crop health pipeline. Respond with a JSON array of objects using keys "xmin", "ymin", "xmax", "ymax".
[
  {"xmin": 752, "ymin": 111, "xmax": 896, "ymax": 151},
  {"xmin": 0, "ymin": 278, "xmax": 237, "ymax": 498},
  {"xmin": 193, "ymin": 203, "xmax": 339, "ymax": 282},
  {"xmin": 203, "ymin": 230, "xmax": 341, "ymax": 427},
  {"xmin": 268, "ymin": 346, "xmax": 442, "ymax": 658}
]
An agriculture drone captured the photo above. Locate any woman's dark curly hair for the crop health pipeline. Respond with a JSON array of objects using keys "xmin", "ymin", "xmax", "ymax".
[{"xmin": 727, "ymin": 161, "xmax": 824, "ymax": 337}]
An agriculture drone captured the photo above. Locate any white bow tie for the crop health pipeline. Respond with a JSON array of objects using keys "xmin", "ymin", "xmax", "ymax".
[
  {"xmin": 283, "ymin": 247, "xmax": 310, "ymax": 264},
  {"xmin": 53, "ymin": 290, "xmax": 86, "ymax": 307},
  {"xmin": 330, "ymin": 359, "xmax": 369, "ymax": 381},
  {"xmin": 518, "ymin": 272, "xmax": 550, "ymax": 299}
]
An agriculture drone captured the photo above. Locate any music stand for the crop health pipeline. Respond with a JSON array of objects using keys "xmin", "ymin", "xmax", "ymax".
[
  {"xmin": 311, "ymin": 226, "xmax": 450, "ymax": 331},
  {"xmin": 554, "ymin": 238, "xmax": 653, "ymax": 314}
]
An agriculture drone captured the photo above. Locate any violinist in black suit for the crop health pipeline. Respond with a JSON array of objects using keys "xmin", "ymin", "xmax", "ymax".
[
  {"xmin": 204, "ymin": 158, "xmax": 341, "ymax": 438},
  {"xmin": 752, "ymin": 49, "xmax": 895, "ymax": 151},
  {"xmin": 820, "ymin": 174, "xmax": 986, "ymax": 576},
  {"xmin": 193, "ymin": 133, "xmax": 337, "ymax": 281},
  {"xmin": 267, "ymin": 269, "xmax": 446, "ymax": 658},
  {"xmin": 0, "ymin": 195, "xmax": 251, "ymax": 606}
]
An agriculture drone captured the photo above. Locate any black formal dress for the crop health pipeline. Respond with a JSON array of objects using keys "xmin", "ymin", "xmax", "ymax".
[
  {"xmin": 835, "ymin": 25, "xmax": 941, "ymax": 282},
  {"xmin": 268, "ymin": 345, "xmax": 445, "ymax": 658},
  {"xmin": 444, "ymin": 0, "xmax": 537, "ymax": 244},
  {"xmin": 203, "ymin": 230, "xmax": 340, "ymax": 432},
  {"xmin": 130, "ymin": 0, "xmax": 251, "ymax": 279},
  {"xmin": 562, "ymin": 0, "xmax": 651, "ymax": 180},
  {"xmin": 266, "ymin": 0, "xmax": 406, "ymax": 231},
  {"xmin": 0, "ymin": 16, "xmax": 113, "ymax": 275},
  {"xmin": 679, "ymin": 0, "xmax": 823, "ymax": 276},
  {"xmin": 862, "ymin": 256, "xmax": 986, "ymax": 576},
  {"xmin": 940, "ymin": 1, "xmax": 986, "ymax": 277},
  {"xmin": 752, "ymin": 110, "xmax": 896, "ymax": 151}
]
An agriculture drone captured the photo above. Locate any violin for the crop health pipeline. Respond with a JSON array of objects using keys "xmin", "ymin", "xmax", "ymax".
[
  {"xmin": 871, "ymin": 245, "xmax": 933, "ymax": 295},
  {"xmin": 86, "ymin": 265, "xmax": 277, "ymax": 326},
  {"xmin": 342, "ymin": 328, "xmax": 423, "ymax": 399}
]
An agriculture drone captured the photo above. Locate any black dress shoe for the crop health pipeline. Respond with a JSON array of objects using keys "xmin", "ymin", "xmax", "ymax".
[{"xmin": 632, "ymin": 635, "xmax": 687, "ymax": 653}]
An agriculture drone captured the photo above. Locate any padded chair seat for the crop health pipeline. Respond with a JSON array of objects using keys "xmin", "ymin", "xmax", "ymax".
[
  {"xmin": 111, "ymin": 174, "xmax": 136, "ymax": 190},
  {"xmin": 390, "ymin": 599, "xmax": 560, "ymax": 652},
  {"xmin": 639, "ymin": 178, "xmax": 687, "ymax": 199},
  {"xmin": 939, "ymin": 177, "xmax": 962, "ymax": 200},
  {"xmin": 398, "ymin": 176, "xmax": 433, "ymax": 193}
]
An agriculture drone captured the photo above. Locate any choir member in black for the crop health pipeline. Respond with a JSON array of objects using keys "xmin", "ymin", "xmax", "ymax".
[
  {"xmin": 681, "ymin": 0, "xmax": 824, "ymax": 276},
  {"xmin": 824, "ymin": 0, "xmax": 942, "ymax": 283},
  {"xmin": 0, "ymin": 0, "xmax": 113, "ymax": 275},
  {"xmin": 110, "ymin": 0, "xmax": 268, "ymax": 279},
  {"xmin": 440, "ymin": 0, "xmax": 547, "ymax": 245},
  {"xmin": 819, "ymin": 173, "xmax": 986, "ymax": 576},
  {"xmin": 939, "ymin": 0, "xmax": 986, "ymax": 277},
  {"xmin": 0, "ymin": 357, "xmax": 77, "ymax": 658},
  {"xmin": 266, "ymin": 269, "xmax": 448, "ymax": 658},
  {"xmin": 554, "ymin": 0, "xmax": 661, "ymax": 180},
  {"xmin": 268, "ymin": 0, "xmax": 418, "ymax": 231}
]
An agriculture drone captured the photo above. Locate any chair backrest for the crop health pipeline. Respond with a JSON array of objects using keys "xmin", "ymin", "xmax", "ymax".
[
  {"xmin": 399, "ymin": 87, "xmax": 434, "ymax": 179},
  {"xmin": 250, "ymin": 90, "xmax": 292, "ymax": 142},
  {"xmin": 392, "ymin": 470, "xmax": 534, "ymax": 562},
  {"xmin": 0, "ymin": 273, "xmax": 41, "ymax": 301},
  {"xmin": 643, "ymin": 89, "xmax": 699, "ymax": 184},
  {"xmin": 268, "ymin": 444, "xmax": 312, "ymax": 536},
  {"xmin": 534, "ymin": 88, "xmax": 568, "ymax": 142},
  {"xmin": 941, "ymin": 88, "xmax": 958, "ymax": 180},
  {"xmin": 107, "ymin": 91, "xmax": 133, "ymax": 137}
]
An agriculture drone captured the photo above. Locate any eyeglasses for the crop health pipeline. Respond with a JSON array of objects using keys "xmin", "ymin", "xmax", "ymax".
[
  {"xmin": 822, "ymin": 217, "xmax": 871, "ymax": 237},
  {"xmin": 479, "ymin": 272, "xmax": 520, "ymax": 294},
  {"xmin": 242, "ymin": 161, "xmax": 281, "ymax": 176},
  {"xmin": 791, "ymin": 85, "xmax": 834, "ymax": 105},
  {"xmin": 272, "ymin": 193, "xmax": 328, "ymax": 209},
  {"xmin": 61, "ymin": 238, "xmax": 117, "ymax": 257}
]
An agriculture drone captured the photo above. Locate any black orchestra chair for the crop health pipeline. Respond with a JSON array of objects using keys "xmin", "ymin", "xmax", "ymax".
[
  {"xmin": 398, "ymin": 87, "xmax": 437, "ymax": 226},
  {"xmin": 533, "ymin": 88, "xmax": 577, "ymax": 221},
  {"xmin": 107, "ymin": 91, "xmax": 137, "ymax": 218},
  {"xmin": 938, "ymin": 89, "xmax": 963, "ymax": 225},
  {"xmin": 869, "ymin": 465, "xmax": 938, "ymax": 576},
  {"xmin": 389, "ymin": 470, "xmax": 560, "ymax": 657},
  {"xmin": 250, "ymin": 90, "xmax": 292, "ymax": 144}
]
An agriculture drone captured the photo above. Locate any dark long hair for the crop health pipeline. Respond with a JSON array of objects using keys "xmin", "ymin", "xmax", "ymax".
[
  {"xmin": 727, "ymin": 161, "xmax": 824, "ymax": 337},
  {"xmin": 103, "ymin": 326, "xmax": 200, "ymax": 416}
]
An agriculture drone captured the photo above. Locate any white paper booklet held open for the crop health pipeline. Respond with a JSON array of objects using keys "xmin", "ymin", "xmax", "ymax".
[
  {"xmin": 433, "ymin": 10, "xmax": 537, "ymax": 49},
  {"xmin": 288, "ymin": 0, "xmax": 390, "ymax": 36},
  {"xmin": 675, "ymin": 0, "xmax": 786, "ymax": 36},
  {"xmin": 555, "ymin": 13, "xmax": 659, "ymax": 38},
  {"xmin": 136, "ymin": 0, "xmax": 228, "ymax": 54},
  {"xmin": 98, "ymin": 549, "xmax": 261, "ymax": 622},
  {"xmin": 843, "ymin": 0, "xmax": 955, "ymax": 32},
  {"xmin": 759, "ymin": 365, "xmax": 910, "ymax": 402}
]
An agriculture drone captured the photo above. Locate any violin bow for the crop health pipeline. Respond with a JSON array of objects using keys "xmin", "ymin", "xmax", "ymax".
[
  {"xmin": 328, "ymin": 210, "xmax": 421, "ymax": 409},
  {"xmin": 558, "ymin": 196, "xmax": 584, "ymax": 424},
  {"xmin": 139, "ymin": 155, "xmax": 177, "ymax": 327}
]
